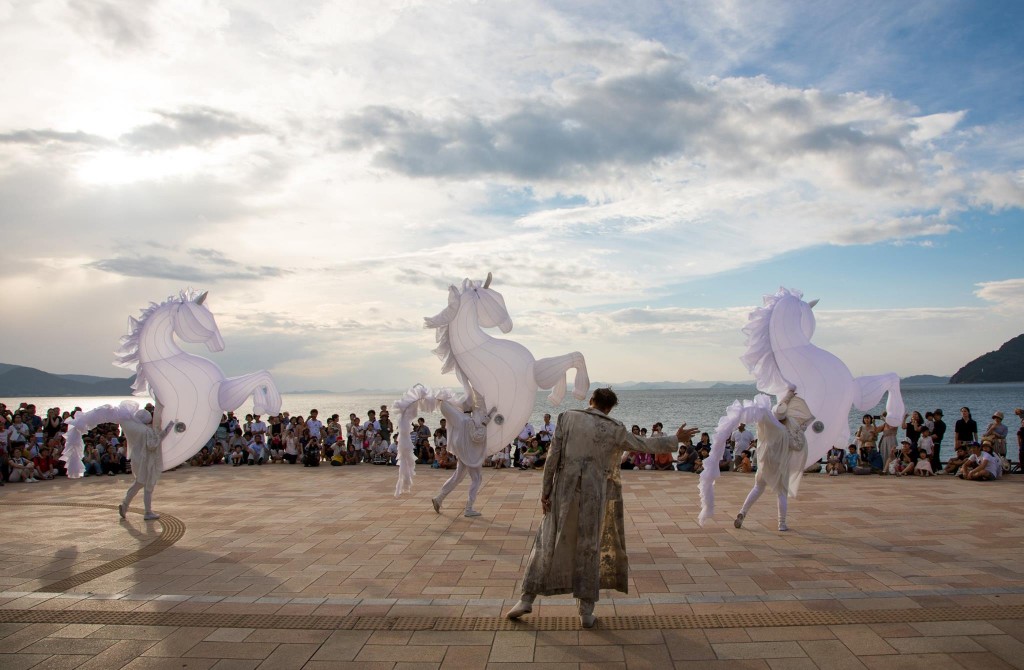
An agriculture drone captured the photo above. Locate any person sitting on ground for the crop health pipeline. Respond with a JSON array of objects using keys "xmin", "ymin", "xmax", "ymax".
[
  {"xmin": 190, "ymin": 446, "xmax": 213, "ymax": 467},
  {"xmin": 493, "ymin": 444, "xmax": 511, "ymax": 469},
  {"xmin": 7, "ymin": 447, "xmax": 40, "ymax": 482},
  {"xmin": 944, "ymin": 445, "xmax": 968, "ymax": 475},
  {"xmin": 268, "ymin": 435, "xmax": 284, "ymax": 463},
  {"xmin": 82, "ymin": 444, "xmax": 102, "ymax": 475},
  {"xmin": 865, "ymin": 444, "xmax": 884, "ymax": 473},
  {"xmin": 32, "ymin": 446, "xmax": 58, "ymax": 479},
  {"xmin": 520, "ymin": 439, "xmax": 542, "ymax": 469},
  {"xmin": 917, "ymin": 427, "xmax": 935, "ymax": 465},
  {"xmin": 981, "ymin": 411, "xmax": 1009, "ymax": 457},
  {"xmin": 844, "ymin": 445, "xmax": 859, "ymax": 474},
  {"xmin": 283, "ymin": 430, "xmax": 299, "ymax": 464},
  {"xmin": 634, "ymin": 451, "xmax": 653, "ymax": 470},
  {"xmin": 675, "ymin": 442, "xmax": 697, "ymax": 472},
  {"xmin": 961, "ymin": 442, "xmax": 1000, "ymax": 481},
  {"xmin": 101, "ymin": 444, "xmax": 124, "ymax": 475},
  {"xmin": 344, "ymin": 443, "xmax": 360, "ymax": 465},
  {"xmin": 246, "ymin": 433, "xmax": 266, "ymax": 465},
  {"xmin": 913, "ymin": 448, "xmax": 934, "ymax": 476},
  {"xmin": 825, "ymin": 446, "xmax": 845, "ymax": 476},
  {"xmin": 654, "ymin": 449, "xmax": 675, "ymax": 471},
  {"xmin": 619, "ymin": 451, "xmax": 636, "ymax": 470},
  {"xmin": 228, "ymin": 444, "xmax": 243, "ymax": 465},
  {"xmin": 693, "ymin": 447, "xmax": 710, "ymax": 475},
  {"xmin": 736, "ymin": 449, "xmax": 753, "ymax": 473}
]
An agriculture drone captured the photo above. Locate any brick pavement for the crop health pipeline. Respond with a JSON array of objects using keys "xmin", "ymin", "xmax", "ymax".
[{"xmin": 1, "ymin": 463, "xmax": 1021, "ymax": 668}]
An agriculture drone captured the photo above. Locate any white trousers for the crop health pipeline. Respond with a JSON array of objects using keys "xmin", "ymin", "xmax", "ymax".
[
  {"xmin": 436, "ymin": 461, "xmax": 482, "ymax": 510},
  {"xmin": 123, "ymin": 479, "xmax": 155, "ymax": 514},
  {"xmin": 739, "ymin": 481, "xmax": 788, "ymax": 525}
]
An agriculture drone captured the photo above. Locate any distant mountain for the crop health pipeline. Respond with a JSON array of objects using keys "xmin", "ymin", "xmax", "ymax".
[
  {"xmin": 0, "ymin": 364, "xmax": 134, "ymax": 397},
  {"xmin": 711, "ymin": 382, "xmax": 758, "ymax": 389},
  {"xmin": 950, "ymin": 334, "xmax": 1024, "ymax": 384},
  {"xmin": 901, "ymin": 375, "xmax": 950, "ymax": 385},
  {"xmin": 589, "ymin": 380, "xmax": 753, "ymax": 390}
]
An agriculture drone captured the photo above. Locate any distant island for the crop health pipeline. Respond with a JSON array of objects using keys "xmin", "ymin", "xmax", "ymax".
[
  {"xmin": 950, "ymin": 333, "xmax": 1024, "ymax": 384},
  {"xmin": 0, "ymin": 363, "xmax": 134, "ymax": 397},
  {"xmin": 901, "ymin": 375, "xmax": 950, "ymax": 385}
]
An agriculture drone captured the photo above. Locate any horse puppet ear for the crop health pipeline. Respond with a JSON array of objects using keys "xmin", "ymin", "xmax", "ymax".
[
  {"xmin": 807, "ymin": 298, "xmax": 819, "ymax": 308},
  {"xmin": 195, "ymin": 290, "xmax": 209, "ymax": 305},
  {"xmin": 483, "ymin": 272, "xmax": 492, "ymax": 289}
]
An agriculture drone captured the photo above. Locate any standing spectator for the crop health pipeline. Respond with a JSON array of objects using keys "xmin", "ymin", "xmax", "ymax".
[
  {"xmin": 6, "ymin": 414, "xmax": 30, "ymax": 451},
  {"xmin": 251, "ymin": 414, "xmax": 268, "ymax": 439},
  {"xmin": 306, "ymin": 409, "xmax": 323, "ymax": 440},
  {"xmin": 538, "ymin": 414, "xmax": 554, "ymax": 452},
  {"xmin": 731, "ymin": 423, "xmax": 753, "ymax": 459},
  {"xmin": 954, "ymin": 407, "xmax": 978, "ymax": 451},
  {"xmin": 931, "ymin": 409, "xmax": 947, "ymax": 472},
  {"xmin": 1015, "ymin": 408, "xmax": 1023, "ymax": 469},
  {"xmin": 902, "ymin": 411, "xmax": 923, "ymax": 449}
]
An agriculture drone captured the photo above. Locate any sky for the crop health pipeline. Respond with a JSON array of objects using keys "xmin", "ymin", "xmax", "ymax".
[{"xmin": 1, "ymin": 0, "xmax": 1022, "ymax": 392}]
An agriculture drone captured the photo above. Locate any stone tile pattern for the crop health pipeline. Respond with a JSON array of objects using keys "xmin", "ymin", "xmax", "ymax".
[{"xmin": 1, "ymin": 462, "xmax": 1022, "ymax": 667}]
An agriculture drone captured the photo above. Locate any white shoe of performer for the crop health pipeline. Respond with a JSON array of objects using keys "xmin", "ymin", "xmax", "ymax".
[
  {"xmin": 506, "ymin": 596, "xmax": 534, "ymax": 620},
  {"xmin": 778, "ymin": 521, "xmax": 789, "ymax": 532},
  {"xmin": 464, "ymin": 508, "xmax": 481, "ymax": 517},
  {"xmin": 143, "ymin": 511, "xmax": 160, "ymax": 520},
  {"xmin": 432, "ymin": 497, "xmax": 441, "ymax": 513},
  {"xmin": 118, "ymin": 503, "xmax": 126, "ymax": 519}
]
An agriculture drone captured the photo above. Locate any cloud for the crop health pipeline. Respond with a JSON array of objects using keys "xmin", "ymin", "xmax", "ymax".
[
  {"xmin": 120, "ymin": 106, "xmax": 269, "ymax": 150},
  {"xmin": 0, "ymin": 129, "xmax": 111, "ymax": 146},
  {"xmin": 68, "ymin": 0, "xmax": 153, "ymax": 50},
  {"xmin": 975, "ymin": 278, "xmax": 1024, "ymax": 310},
  {"xmin": 86, "ymin": 252, "xmax": 290, "ymax": 282}
]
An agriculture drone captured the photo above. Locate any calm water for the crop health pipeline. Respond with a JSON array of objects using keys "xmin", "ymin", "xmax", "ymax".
[{"xmin": 6, "ymin": 382, "xmax": 1022, "ymax": 461}]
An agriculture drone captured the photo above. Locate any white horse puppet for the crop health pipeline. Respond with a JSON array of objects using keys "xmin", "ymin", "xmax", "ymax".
[
  {"xmin": 394, "ymin": 273, "xmax": 590, "ymax": 496},
  {"xmin": 740, "ymin": 287, "xmax": 905, "ymax": 466},
  {"xmin": 113, "ymin": 289, "xmax": 282, "ymax": 471},
  {"xmin": 697, "ymin": 287, "xmax": 905, "ymax": 524}
]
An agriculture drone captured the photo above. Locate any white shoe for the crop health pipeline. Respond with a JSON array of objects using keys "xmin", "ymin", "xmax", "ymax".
[
  {"xmin": 733, "ymin": 512, "xmax": 744, "ymax": 528},
  {"xmin": 778, "ymin": 522, "xmax": 789, "ymax": 532},
  {"xmin": 118, "ymin": 503, "xmax": 126, "ymax": 519},
  {"xmin": 580, "ymin": 614, "xmax": 597, "ymax": 628},
  {"xmin": 26, "ymin": 477, "xmax": 38, "ymax": 483},
  {"xmin": 431, "ymin": 497, "xmax": 441, "ymax": 513},
  {"xmin": 464, "ymin": 509, "xmax": 481, "ymax": 517},
  {"xmin": 143, "ymin": 512, "xmax": 160, "ymax": 520},
  {"xmin": 506, "ymin": 599, "xmax": 533, "ymax": 620}
]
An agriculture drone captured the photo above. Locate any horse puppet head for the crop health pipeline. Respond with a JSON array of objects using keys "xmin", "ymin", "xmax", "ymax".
[{"xmin": 173, "ymin": 289, "xmax": 225, "ymax": 352}]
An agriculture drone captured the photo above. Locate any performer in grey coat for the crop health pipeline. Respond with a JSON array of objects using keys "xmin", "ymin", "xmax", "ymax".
[{"xmin": 506, "ymin": 388, "xmax": 697, "ymax": 628}]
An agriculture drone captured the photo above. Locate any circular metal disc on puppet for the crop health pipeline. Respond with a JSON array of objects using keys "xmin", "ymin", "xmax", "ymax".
[
  {"xmin": 493, "ymin": 414, "xmax": 504, "ymax": 426},
  {"xmin": 811, "ymin": 420, "xmax": 825, "ymax": 434},
  {"xmin": 174, "ymin": 422, "xmax": 187, "ymax": 433}
]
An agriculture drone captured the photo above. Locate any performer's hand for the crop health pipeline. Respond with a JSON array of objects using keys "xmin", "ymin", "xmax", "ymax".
[
  {"xmin": 676, "ymin": 423, "xmax": 699, "ymax": 444},
  {"xmin": 541, "ymin": 496, "xmax": 551, "ymax": 514}
]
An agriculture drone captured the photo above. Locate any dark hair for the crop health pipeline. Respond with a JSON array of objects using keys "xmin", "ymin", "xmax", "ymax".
[
  {"xmin": 960, "ymin": 406, "xmax": 971, "ymax": 417},
  {"xmin": 591, "ymin": 387, "xmax": 618, "ymax": 412}
]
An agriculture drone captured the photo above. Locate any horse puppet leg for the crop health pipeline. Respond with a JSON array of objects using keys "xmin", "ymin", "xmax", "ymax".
[
  {"xmin": 534, "ymin": 352, "xmax": 590, "ymax": 405},
  {"xmin": 852, "ymin": 373, "xmax": 905, "ymax": 429},
  {"xmin": 218, "ymin": 371, "xmax": 283, "ymax": 416}
]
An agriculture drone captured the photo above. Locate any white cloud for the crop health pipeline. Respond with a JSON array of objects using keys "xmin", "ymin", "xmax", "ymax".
[{"xmin": 0, "ymin": 0, "xmax": 1021, "ymax": 391}]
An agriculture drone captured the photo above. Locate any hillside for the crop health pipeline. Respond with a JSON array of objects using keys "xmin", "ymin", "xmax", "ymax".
[
  {"xmin": 950, "ymin": 334, "xmax": 1024, "ymax": 384},
  {"xmin": 901, "ymin": 375, "xmax": 950, "ymax": 385},
  {"xmin": 0, "ymin": 365, "xmax": 134, "ymax": 397}
]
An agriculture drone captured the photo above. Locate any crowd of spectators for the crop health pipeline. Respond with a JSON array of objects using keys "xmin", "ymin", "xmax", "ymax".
[{"xmin": 2, "ymin": 401, "xmax": 1022, "ymax": 485}]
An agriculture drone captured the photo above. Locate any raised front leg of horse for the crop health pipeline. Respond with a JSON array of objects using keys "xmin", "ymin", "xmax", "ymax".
[
  {"xmin": 852, "ymin": 373, "xmax": 905, "ymax": 428},
  {"xmin": 534, "ymin": 352, "xmax": 590, "ymax": 405},
  {"xmin": 218, "ymin": 370, "xmax": 283, "ymax": 416}
]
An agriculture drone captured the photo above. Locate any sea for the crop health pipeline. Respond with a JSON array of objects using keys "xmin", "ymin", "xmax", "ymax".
[{"xmin": 5, "ymin": 382, "xmax": 1021, "ymax": 462}]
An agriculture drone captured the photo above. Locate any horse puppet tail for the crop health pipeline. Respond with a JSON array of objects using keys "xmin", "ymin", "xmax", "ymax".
[
  {"xmin": 392, "ymin": 384, "xmax": 442, "ymax": 498},
  {"xmin": 698, "ymin": 394, "xmax": 775, "ymax": 526}
]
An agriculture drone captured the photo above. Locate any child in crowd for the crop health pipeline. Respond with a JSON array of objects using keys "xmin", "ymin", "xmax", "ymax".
[
  {"xmin": 737, "ymin": 450, "xmax": 753, "ymax": 473},
  {"xmin": 913, "ymin": 448, "xmax": 934, "ymax": 476},
  {"xmin": 825, "ymin": 446, "xmax": 844, "ymax": 476},
  {"xmin": 844, "ymin": 445, "xmax": 859, "ymax": 474}
]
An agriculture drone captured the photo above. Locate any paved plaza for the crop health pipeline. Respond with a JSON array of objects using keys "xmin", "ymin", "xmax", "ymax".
[{"xmin": 1, "ymin": 464, "xmax": 1022, "ymax": 669}]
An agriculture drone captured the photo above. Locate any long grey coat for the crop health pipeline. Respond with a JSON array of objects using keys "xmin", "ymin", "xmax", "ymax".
[{"xmin": 521, "ymin": 408, "xmax": 678, "ymax": 601}]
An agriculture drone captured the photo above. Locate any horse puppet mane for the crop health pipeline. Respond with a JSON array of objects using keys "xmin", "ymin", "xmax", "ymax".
[
  {"xmin": 739, "ymin": 286, "xmax": 803, "ymax": 395},
  {"xmin": 423, "ymin": 282, "xmax": 471, "ymax": 390},
  {"xmin": 113, "ymin": 288, "xmax": 204, "ymax": 397}
]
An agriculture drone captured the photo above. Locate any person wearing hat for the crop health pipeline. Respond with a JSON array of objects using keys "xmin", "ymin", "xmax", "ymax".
[
  {"xmin": 119, "ymin": 403, "xmax": 176, "ymax": 520},
  {"xmin": 981, "ymin": 411, "xmax": 1008, "ymax": 458}
]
